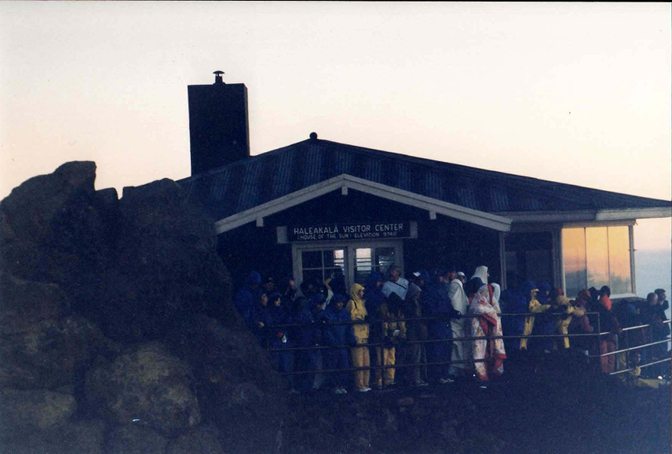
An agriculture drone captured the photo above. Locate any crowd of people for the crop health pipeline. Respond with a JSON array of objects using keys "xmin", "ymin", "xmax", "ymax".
[
  {"xmin": 232, "ymin": 265, "xmax": 670, "ymax": 395},
  {"xmin": 500, "ymin": 280, "xmax": 671, "ymax": 382}
]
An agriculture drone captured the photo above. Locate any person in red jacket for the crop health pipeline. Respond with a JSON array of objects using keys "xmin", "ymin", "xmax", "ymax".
[{"xmin": 598, "ymin": 286, "xmax": 622, "ymax": 374}]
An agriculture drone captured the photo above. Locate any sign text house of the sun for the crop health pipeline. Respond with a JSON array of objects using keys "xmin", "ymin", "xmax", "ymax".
[{"xmin": 287, "ymin": 222, "xmax": 411, "ymax": 242}]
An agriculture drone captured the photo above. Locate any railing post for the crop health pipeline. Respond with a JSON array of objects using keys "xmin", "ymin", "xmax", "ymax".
[
  {"xmin": 379, "ymin": 318, "xmax": 385, "ymax": 388},
  {"xmin": 623, "ymin": 328, "xmax": 629, "ymax": 373},
  {"xmin": 596, "ymin": 312, "xmax": 602, "ymax": 372}
]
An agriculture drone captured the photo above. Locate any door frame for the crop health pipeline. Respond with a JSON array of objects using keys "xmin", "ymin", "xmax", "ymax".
[{"xmin": 292, "ymin": 239, "xmax": 404, "ymax": 295}]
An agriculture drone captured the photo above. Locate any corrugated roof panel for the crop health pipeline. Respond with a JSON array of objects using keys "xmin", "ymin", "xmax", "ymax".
[
  {"xmin": 212, "ymin": 167, "xmax": 231, "ymax": 201},
  {"xmin": 222, "ymin": 163, "xmax": 246, "ymax": 218},
  {"xmin": 334, "ymin": 147, "xmax": 355, "ymax": 176},
  {"xmin": 176, "ymin": 137, "xmax": 671, "ymax": 221},
  {"xmin": 237, "ymin": 160, "xmax": 263, "ymax": 211},
  {"xmin": 302, "ymin": 144, "xmax": 323, "ymax": 187},
  {"xmin": 257, "ymin": 154, "xmax": 280, "ymax": 205},
  {"xmin": 423, "ymin": 171, "xmax": 444, "ymax": 200},
  {"xmin": 456, "ymin": 186, "xmax": 478, "ymax": 209},
  {"xmin": 289, "ymin": 146, "xmax": 308, "ymax": 193},
  {"xmin": 363, "ymin": 155, "xmax": 382, "ymax": 184},
  {"xmin": 381, "ymin": 159, "xmax": 397, "ymax": 187},
  {"xmin": 272, "ymin": 149, "xmax": 295, "ymax": 199},
  {"xmin": 489, "ymin": 186, "xmax": 509, "ymax": 211},
  {"xmin": 397, "ymin": 163, "xmax": 412, "ymax": 192},
  {"xmin": 515, "ymin": 195, "xmax": 544, "ymax": 211}
]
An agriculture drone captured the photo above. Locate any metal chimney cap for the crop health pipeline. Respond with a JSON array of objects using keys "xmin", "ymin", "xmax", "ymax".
[
  {"xmin": 213, "ymin": 70, "xmax": 225, "ymax": 75},
  {"xmin": 213, "ymin": 71, "xmax": 225, "ymax": 84}
]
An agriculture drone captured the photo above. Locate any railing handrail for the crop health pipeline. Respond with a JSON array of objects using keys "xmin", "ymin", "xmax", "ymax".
[
  {"xmin": 610, "ymin": 357, "xmax": 671, "ymax": 376},
  {"xmin": 260, "ymin": 308, "xmax": 670, "ymax": 381},
  {"xmin": 266, "ymin": 310, "xmax": 606, "ymax": 329},
  {"xmin": 589, "ymin": 338, "xmax": 672, "ymax": 358}
]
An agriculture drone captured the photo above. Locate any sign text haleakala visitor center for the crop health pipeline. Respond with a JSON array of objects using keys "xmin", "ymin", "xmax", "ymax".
[{"xmin": 288, "ymin": 222, "xmax": 411, "ymax": 242}]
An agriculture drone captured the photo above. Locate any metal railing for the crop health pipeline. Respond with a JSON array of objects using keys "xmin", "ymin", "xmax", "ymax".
[
  {"xmin": 603, "ymin": 319, "xmax": 671, "ymax": 378},
  {"xmin": 258, "ymin": 311, "xmax": 670, "ymax": 387}
]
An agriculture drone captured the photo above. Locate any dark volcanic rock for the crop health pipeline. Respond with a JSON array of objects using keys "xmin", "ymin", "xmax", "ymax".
[
  {"xmin": 0, "ymin": 161, "xmax": 116, "ymax": 286},
  {"xmin": 1, "ymin": 162, "xmax": 233, "ymax": 344},
  {"xmin": 0, "ymin": 388, "xmax": 77, "ymax": 441},
  {"xmin": 0, "ymin": 271, "xmax": 69, "ymax": 333},
  {"xmin": 167, "ymin": 314, "xmax": 290, "ymax": 453},
  {"xmin": 166, "ymin": 425, "xmax": 225, "ymax": 454},
  {"xmin": 0, "ymin": 314, "xmax": 116, "ymax": 390},
  {"xmin": 85, "ymin": 341, "xmax": 201, "ymax": 436},
  {"xmin": 83, "ymin": 178, "xmax": 234, "ymax": 343},
  {"xmin": 1, "ymin": 418, "xmax": 106, "ymax": 454},
  {"xmin": 1, "ymin": 162, "xmax": 285, "ymax": 452},
  {"xmin": 106, "ymin": 424, "xmax": 168, "ymax": 454}
]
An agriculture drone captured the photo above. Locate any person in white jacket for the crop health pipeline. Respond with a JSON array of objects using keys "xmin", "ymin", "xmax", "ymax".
[
  {"xmin": 381, "ymin": 264, "xmax": 409, "ymax": 300},
  {"xmin": 447, "ymin": 267, "xmax": 471, "ymax": 376}
]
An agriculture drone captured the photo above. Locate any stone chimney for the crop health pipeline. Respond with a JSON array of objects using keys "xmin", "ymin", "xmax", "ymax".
[{"xmin": 187, "ymin": 71, "xmax": 250, "ymax": 175}]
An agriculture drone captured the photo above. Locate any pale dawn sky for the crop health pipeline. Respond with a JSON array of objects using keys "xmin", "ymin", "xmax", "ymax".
[{"xmin": 1, "ymin": 2, "xmax": 670, "ymax": 251}]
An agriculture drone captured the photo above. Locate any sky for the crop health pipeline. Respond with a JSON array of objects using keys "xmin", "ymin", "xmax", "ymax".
[{"xmin": 1, "ymin": 3, "xmax": 670, "ymax": 257}]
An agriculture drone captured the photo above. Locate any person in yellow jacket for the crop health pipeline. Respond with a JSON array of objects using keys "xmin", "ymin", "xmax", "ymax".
[
  {"xmin": 372, "ymin": 292, "xmax": 407, "ymax": 389},
  {"xmin": 519, "ymin": 280, "xmax": 550, "ymax": 350},
  {"xmin": 346, "ymin": 283, "xmax": 371, "ymax": 392},
  {"xmin": 549, "ymin": 288, "xmax": 585, "ymax": 349}
]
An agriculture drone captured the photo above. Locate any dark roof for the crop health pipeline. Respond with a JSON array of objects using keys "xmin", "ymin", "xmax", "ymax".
[{"xmin": 178, "ymin": 137, "xmax": 670, "ymax": 222}]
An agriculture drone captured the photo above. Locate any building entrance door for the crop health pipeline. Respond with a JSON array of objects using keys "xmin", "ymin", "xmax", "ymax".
[{"xmin": 293, "ymin": 240, "xmax": 404, "ymax": 295}]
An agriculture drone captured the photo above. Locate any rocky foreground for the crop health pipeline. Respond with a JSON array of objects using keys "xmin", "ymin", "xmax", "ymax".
[{"xmin": 0, "ymin": 162, "xmax": 669, "ymax": 453}]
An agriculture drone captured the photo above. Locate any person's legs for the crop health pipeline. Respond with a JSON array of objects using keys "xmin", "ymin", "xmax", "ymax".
[
  {"xmin": 384, "ymin": 347, "xmax": 396, "ymax": 385},
  {"xmin": 409, "ymin": 342, "xmax": 422, "ymax": 383},
  {"xmin": 450, "ymin": 319, "xmax": 465, "ymax": 376},
  {"xmin": 374, "ymin": 347, "xmax": 383, "ymax": 387},
  {"xmin": 362, "ymin": 344, "xmax": 370, "ymax": 387},
  {"xmin": 473, "ymin": 337, "xmax": 488, "ymax": 381},
  {"xmin": 351, "ymin": 346, "xmax": 365, "ymax": 389}
]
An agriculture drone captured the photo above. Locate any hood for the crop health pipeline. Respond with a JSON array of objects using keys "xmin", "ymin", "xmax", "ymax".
[
  {"xmin": 246, "ymin": 271, "xmax": 262, "ymax": 286},
  {"xmin": 350, "ymin": 283, "xmax": 365, "ymax": 306},
  {"xmin": 520, "ymin": 280, "xmax": 539, "ymax": 301},
  {"xmin": 491, "ymin": 283, "xmax": 501, "ymax": 301},
  {"xmin": 418, "ymin": 270, "xmax": 431, "ymax": 286},
  {"xmin": 310, "ymin": 292, "xmax": 326, "ymax": 308},
  {"xmin": 471, "ymin": 266, "xmax": 488, "ymax": 284},
  {"xmin": 365, "ymin": 272, "xmax": 384, "ymax": 290}
]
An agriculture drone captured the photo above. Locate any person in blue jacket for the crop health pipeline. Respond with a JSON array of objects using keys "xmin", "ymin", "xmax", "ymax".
[
  {"xmin": 250, "ymin": 291, "xmax": 272, "ymax": 347},
  {"xmin": 500, "ymin": 278, "xmax": 527, "ymax": 353},
  {"xmin": 267, "ymin": 291, "xmax": 296, "ymax": 392},
  {"xmin": 531, "ymin": 281, "xmax": 555, "ymax": 352},
  {"xmin": 364, "ymin": 272, "xmax": 386, "ymax": 317},
  {"xmin": 294, "ymin": 292, "xmax": 326, "ymax": 392},
  {"xmin": 323, "ymin": 293, "xmax": 356, "ymax": 394},
  {"xmin": 423, "ymin": 269, "xmax": 461, "ymax": 384},
  {"xmin": 233, "ymin": 271, "xmax": 262, "ymax": 327}
]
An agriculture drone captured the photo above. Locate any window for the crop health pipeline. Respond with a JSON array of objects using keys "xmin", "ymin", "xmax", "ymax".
[
  {"xmin": 300, "ymin": 249, "xmax": 346, "ymax": 289},
  {"xmin": 294, "ymin": 241, "xmax": 404, "ymax": 292},
  {"xmin": 504, "ymin": 232, "xmax": 554, "ymax": 287},
  {"xmin": 562, "ymin": 226, "xmax": 632, "ymax": 297},
  {"xmin": 354, "ymin": 247, "xmax": 396, "ymax": 284}
]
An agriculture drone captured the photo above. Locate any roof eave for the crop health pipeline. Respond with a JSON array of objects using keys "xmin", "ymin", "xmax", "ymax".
[
  {"xmin": 214, "ymin": 174, "xmax": 513, "ymax": 234},
  {"xmin": 495, "ymin": 206, "xmax": 671, "ymax": 224}
]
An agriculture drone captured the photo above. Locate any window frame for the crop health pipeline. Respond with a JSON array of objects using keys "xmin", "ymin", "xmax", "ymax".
[
  {"xmin": 292, "ymin": 239, "xmax": 404, "ymax": 295},
  {"xmin": 560, "ymin": 223, "xmax": 636, "ymax": 298}
]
